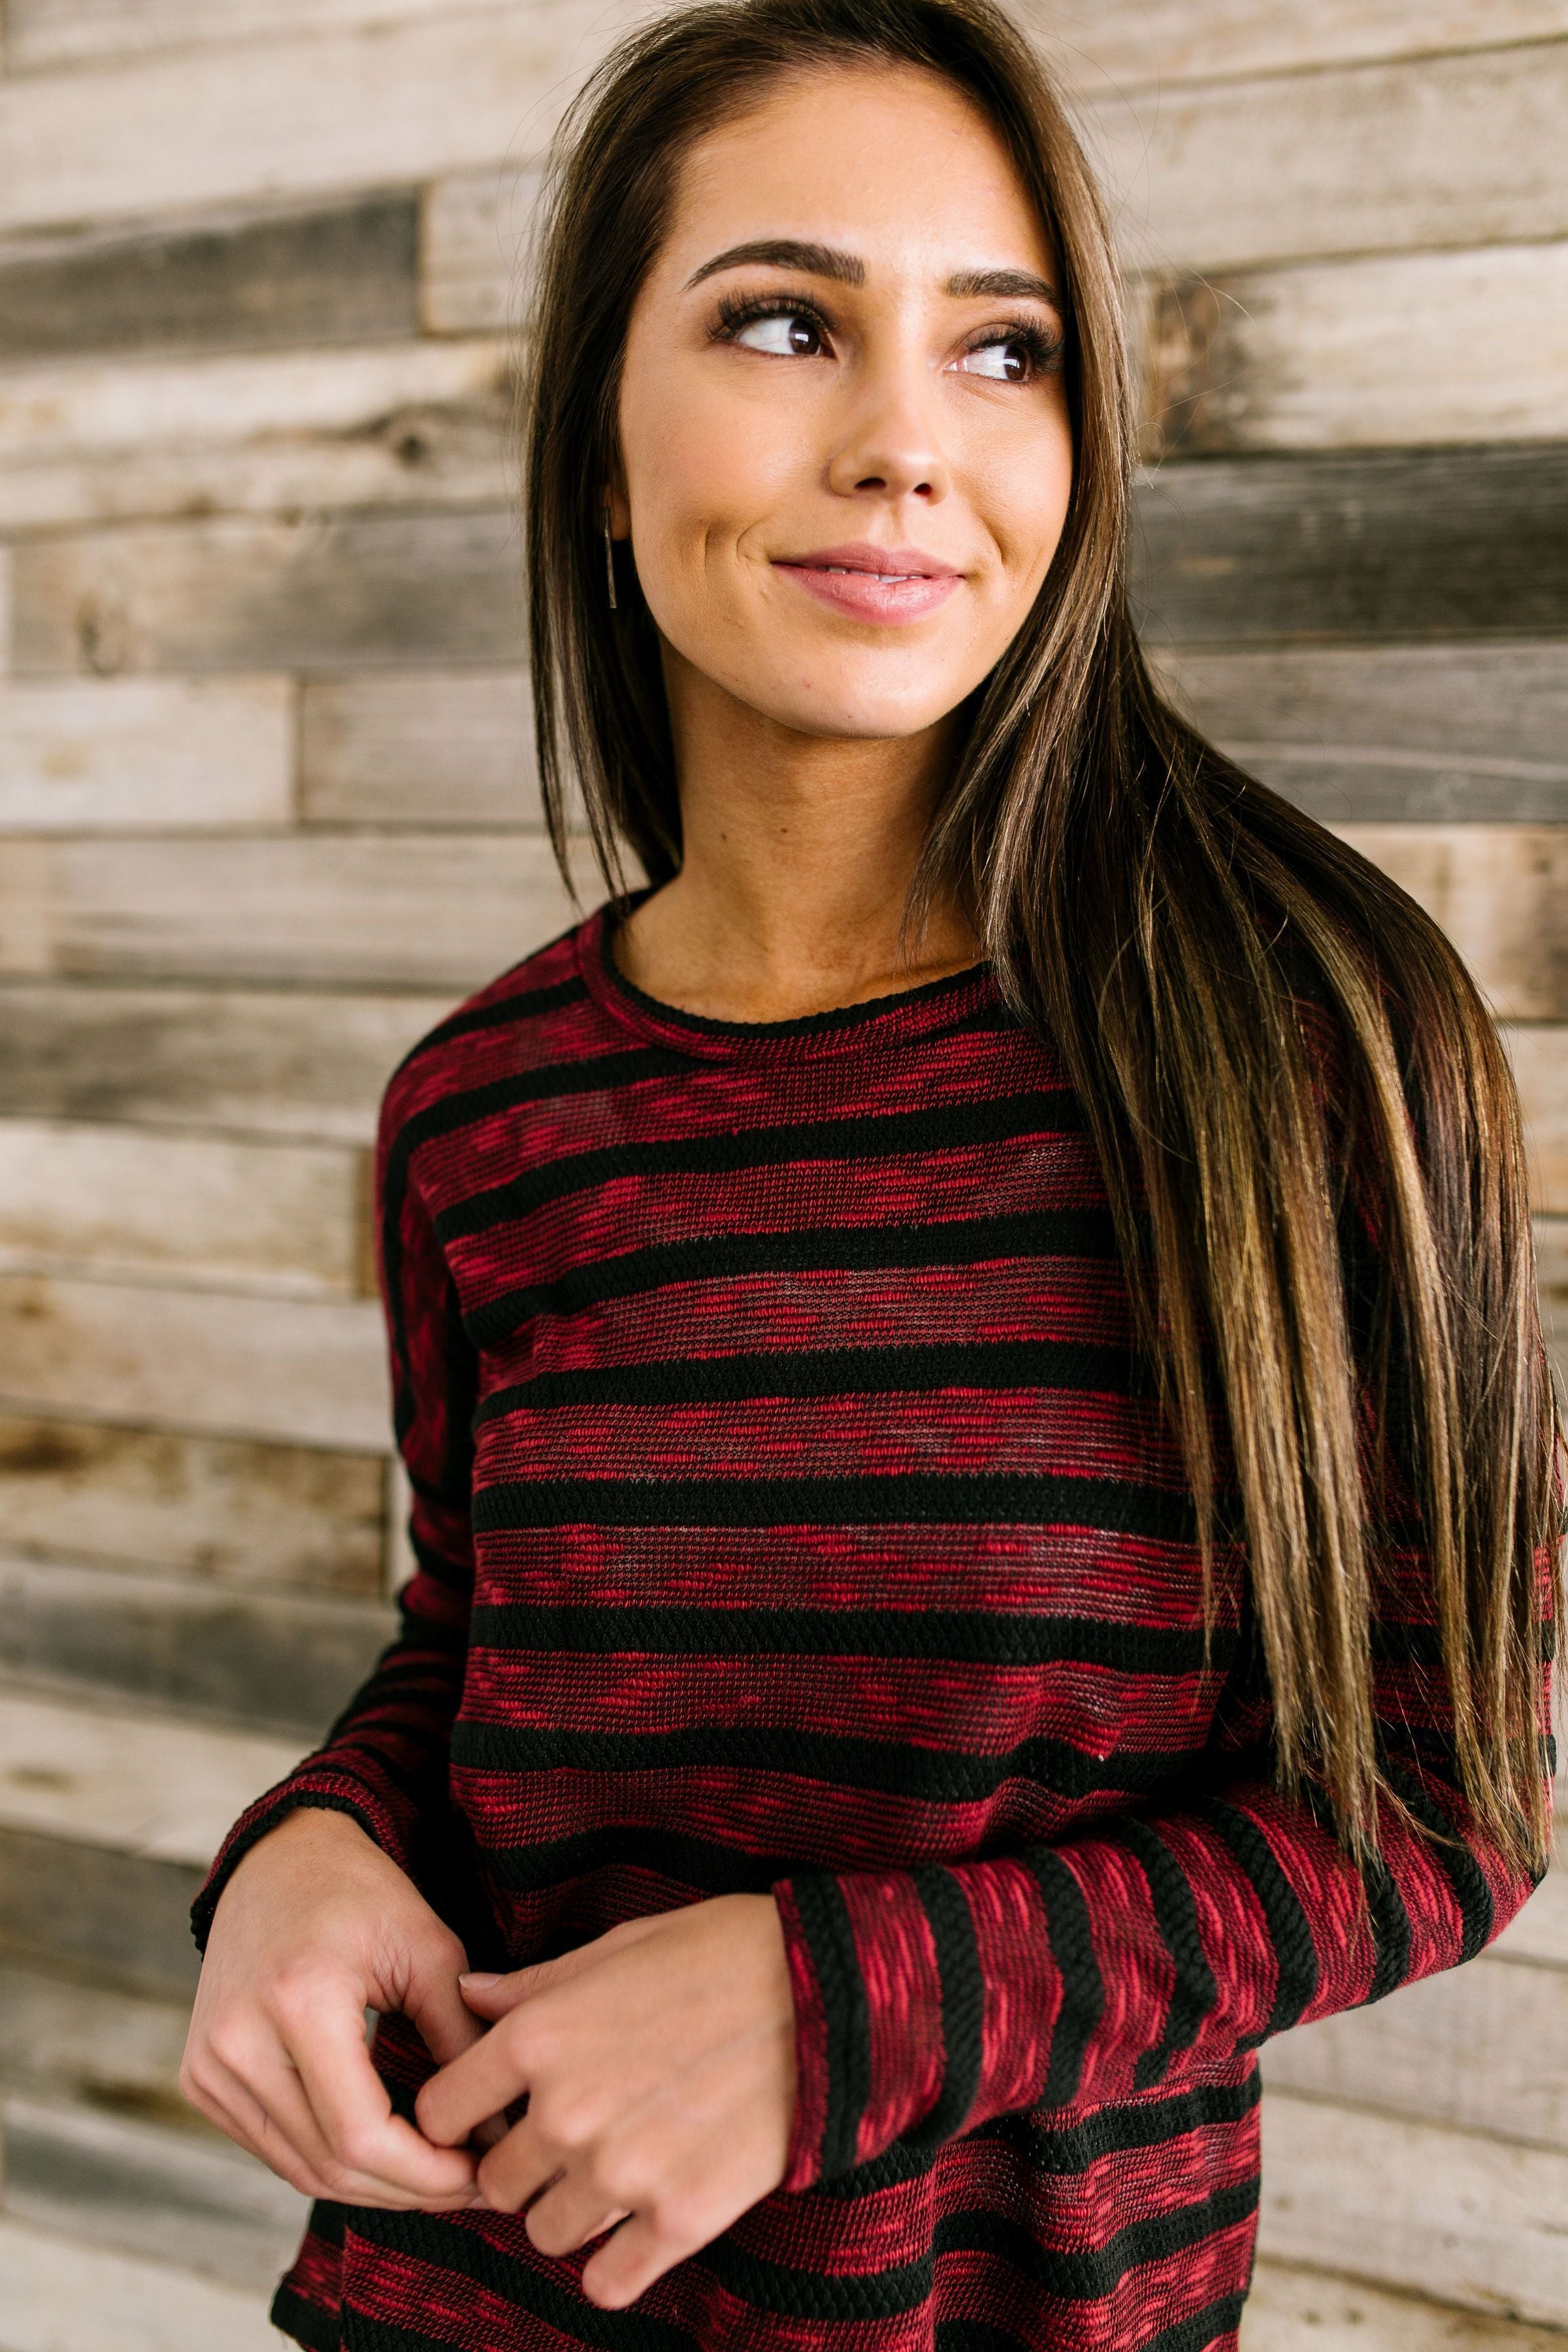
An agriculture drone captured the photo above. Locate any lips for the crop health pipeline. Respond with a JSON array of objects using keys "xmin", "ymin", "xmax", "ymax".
[{"xmin": 771, "ymin": 541, "xmax": 964, "ymax": 625}]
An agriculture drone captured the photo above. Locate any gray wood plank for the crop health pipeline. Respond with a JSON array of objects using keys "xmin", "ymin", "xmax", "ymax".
[
  {"xmin": 0, "ymin": 1556, "xmax": 394, "ymax": 1737},
  {"xmin": 0, "ymin": 678, "xmax": 292, "ymax": 832},
  {"xmin": 1083, "ymin": 39, "xmax": 1568, "ymax": 277},
  {"xmin": 1242, "ymin": 2260, "xmax": 1568, "ymax": 2352},
  {"xmin": 0, "ymin": 1959, "xmax": 191, "ymax": 2124},
  {"xmin": 0, "ymin": 834, "xmax": 593, "ymax": 990},
  {"xmin": 1153, "ymin": 643, "xmax": 1568, "ymax": 824},
  {"xmin": 0, "ymin": 1413, "xmax": 387, "ymax": 1595},
  {"xmin": 7, "ymin": 0, "xmax": 463, "ymax": 72},
  {"xmin": 1134, "ymin": 239, "xmax": 1568, "ymax": 459},
  {"xmin": 0, "ymin": 192, "xmax": 416, "ymax": 364},
  {"xmin": 1131, "ymin": 445, "xmax": 1568, "ymax": 647},
  {"xmin": 1335, "ymin": 825, "xmax": 1568, "ymax": 1024},
  {"xmin": 12, "ymin": 509, "xmax": 521, "ymax": 675},
  {"xmin": 0, "ymin": 1823, "xmax": 202, "ymax": 2000},
  {"xmin": 0, "ymin": 2208, "xmax": 287, "ymax": 2352},
  {"xmin": 299, "ymin": 666, "xmax": 541, "ymax": 826},
  {"xmin": 0, "ymin": 979, "xmax": 453, "ymax": 1145},
  {"xmin": 1, "ymin": 2096, "xmax": 306, "ymax": 2297},
  {"xmin": 1033, "ymin": 1, "xmax": 1568, "ymax": 91}
]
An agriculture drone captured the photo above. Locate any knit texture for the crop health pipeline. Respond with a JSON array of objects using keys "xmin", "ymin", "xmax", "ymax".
[{"xmin": 195, "ymin": 898, "xmax": 1555, "ymax": 2352}]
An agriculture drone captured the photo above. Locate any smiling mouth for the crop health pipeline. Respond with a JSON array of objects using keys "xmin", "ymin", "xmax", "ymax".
[{"xmin": 770, "ymin": 550, "xmax": 964, "ymax": 624}]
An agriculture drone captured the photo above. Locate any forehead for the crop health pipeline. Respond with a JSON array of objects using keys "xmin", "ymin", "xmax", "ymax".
[{"xmin": 659, "ymin": 61, "xmax": 1054, "ymax": 286}]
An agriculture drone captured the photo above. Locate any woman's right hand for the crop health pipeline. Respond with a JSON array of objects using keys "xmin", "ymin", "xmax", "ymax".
[{"xmin": 180, "ymin": 1803, "xmax": 485, "ymax": 2210}]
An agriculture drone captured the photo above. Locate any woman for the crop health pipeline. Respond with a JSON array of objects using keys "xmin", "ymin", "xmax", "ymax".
[{"xmin": 181, "ymin": 1, "xmax": 1563, "ymax": 2346}]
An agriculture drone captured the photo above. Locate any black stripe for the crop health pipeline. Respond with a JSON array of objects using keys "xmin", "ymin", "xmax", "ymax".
[
  {"xmin": 1022, "ymin": 1847, "xmax": 1104, "ymax": 2104},
  {"xmin": 470, "ymin": 1470, "xmax": 1198, "ymax": 1543},
  {"xmin": 1118, "ymin": 1818, "xmax": 1218, "ymax": 2090},
  {"xmin": 903, "ymin": 1868, "xmax": 985, "ymax": 2149},
  {"xmin": 1361, "ymin": 1842, "xmax": 1414, "ymax": 2003},
  {"xmin": 475, "ymin": 1336, "xmax": 1152, "ymax": 1420},
  {"xmin": 271, "ymin": 2281, "xmax": 342, "ymax": 2352},
  {"xmin": 1380, "ymin": 1752, "xmax": 1495, "ymax": 1963},
  {"xmin": 436, "ymin": 1092, "xmax": 1084, "ymax": 1245},
  {"xmin": 938, "ymin": 2294, "xmax": 1251, "ymax": 2352},
  {"xmin": 934, "ymin": 2176, "xmax": 1258, "ymax": 2300},
  {"xmin": 389, "ymin": 970, "xmax": 591, "ymax": 1081},
  {"xmin": 451, "ymin": 1718, "xmax": 1199, "ymax": 1806},
  {"xmin": 787, "ymin": 1873, "xmax": 872, "ymax": 2179},
  {"xmin": 342, "ymin": 2207, "xmax": 693, "ymax": 2352},
  {"xmin": 469, "ymin": 1602, "xmax": 1231, "ymax": 1676},
  {"xmin": 480, "ymin": 1821, "xmax": 793, "ymax": 1899},
  {"xmin": 1186, "ymin": 1792, "xmax": 1319, "ymax": 2039},
  {"xmin": 466, "ymin": 1207, "xmax": 1123, "ymax": 1345}
]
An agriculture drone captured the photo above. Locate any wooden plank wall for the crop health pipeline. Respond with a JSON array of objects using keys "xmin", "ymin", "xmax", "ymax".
[{"xmin": 0, "ymin": 1, "xmax": 1562, "ymax": 2343}]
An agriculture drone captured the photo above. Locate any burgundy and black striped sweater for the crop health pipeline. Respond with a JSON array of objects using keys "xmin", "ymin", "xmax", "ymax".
[{"xmin": 195, "ymin": 897, "xmax": 1554, "ymax": 2352}]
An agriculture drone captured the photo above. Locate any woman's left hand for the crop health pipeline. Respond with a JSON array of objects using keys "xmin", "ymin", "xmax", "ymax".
[{"xmin": 414, "ymin": 1892, "xmax": 798, "ymax": 2308}]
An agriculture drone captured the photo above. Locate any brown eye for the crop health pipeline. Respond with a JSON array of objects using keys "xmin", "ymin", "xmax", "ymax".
[
  {"xmin": 735, "ymin": 311, "xmax": 825, "ymax": 357},
  {"xmin": 956, "ymin": 336, "xmax": 1031, "ymax": 383}
]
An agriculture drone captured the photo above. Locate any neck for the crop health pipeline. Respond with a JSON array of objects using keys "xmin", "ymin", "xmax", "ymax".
[{"xmin": 614, "ymin": 650, "xmax": 983, "ymax": 1024}]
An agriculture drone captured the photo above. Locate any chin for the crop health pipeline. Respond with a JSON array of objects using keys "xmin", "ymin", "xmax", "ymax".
[{"xmin": 745, "ymin": 672, "xmax": 961, "ymax": 743}]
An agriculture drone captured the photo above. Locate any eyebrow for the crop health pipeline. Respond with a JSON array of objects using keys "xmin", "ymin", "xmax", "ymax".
[{"xmin": 685, "ymin": 239, "xmax": 1061, "ymax": 309}]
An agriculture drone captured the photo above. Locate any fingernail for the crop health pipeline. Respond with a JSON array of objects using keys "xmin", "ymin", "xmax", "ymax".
[{"xmin": 459, "ymin": 1972, "xmax": 502, "ymax": 1989}]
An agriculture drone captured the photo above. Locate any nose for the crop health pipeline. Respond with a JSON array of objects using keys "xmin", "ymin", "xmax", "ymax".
[{"xmin": 825, "ymin": 353, "xmax": 951, "ymax": 506}]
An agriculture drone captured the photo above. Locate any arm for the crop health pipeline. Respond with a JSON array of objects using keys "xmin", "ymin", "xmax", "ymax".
[{"xmin": 191, "ymin": 1096, "xmax": 478, "ymax": 1947}]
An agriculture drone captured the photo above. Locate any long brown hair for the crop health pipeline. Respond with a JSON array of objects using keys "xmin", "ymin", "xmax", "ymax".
[{"xmin": 521, "ymin": 0, "xmax": 1564, "ymax": 1873}]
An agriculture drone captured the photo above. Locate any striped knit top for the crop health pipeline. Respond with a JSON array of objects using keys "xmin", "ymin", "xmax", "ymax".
[{"xmin": 195, "ymin": 896, "xmax": 1551, "ymax": 2352}]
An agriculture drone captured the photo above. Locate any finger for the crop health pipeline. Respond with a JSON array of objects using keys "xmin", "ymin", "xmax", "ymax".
[
  {"xmin": 459, "ymin": 1918, "xmax": 666, "ymax": 2020},
  {"xmin": 199, "ymin": 2051, "xmax": 341, "ymax": 2203},
  {"xmin": 405, "ymin": 1949, "xmax": 488, "ymax": 2068},
  {"xmin": 523, "ymin": 2169, "xmax": 634, "ymax": 2260},
  {"xmin": 470, "ymin": 2116, "xmax": 564, "ymax": 2216},
  {"xmin": 580, "ymin": 2210, "xmax": 691, "ymax": 2310},
  {"xmin": 282, "ymin": 1991, "xmax": 479, "ymax": 2202},
  {"xmin": 416, "ymin": 2014, "xmax": 536, "ymax": 2148}
]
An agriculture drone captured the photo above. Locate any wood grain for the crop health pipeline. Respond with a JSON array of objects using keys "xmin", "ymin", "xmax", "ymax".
[
  {"xmin": 1535, "ymin": 1215, "xmax": 1568, "ymax": 1401},
  {"xmin": 0, "ymin": 1411, "xmax": 386, "ymax": 1594},
  {"xmin": 1131, "ymin": 446, "xmax": 1568, "ymax": 648},
  {"xmin": 1241, "ymin": 2259, "xmax": 1568, "ymax": 2352},
  {"xmin": 1135, "ymin": 239, "xmax": 1568, "ymax": 459},
  {"xmin": 0, "ymin": 833, "xmax": 596, "ymax": 990},
  {"xmin": 0, "ymin": 1, "xmax": 645, "ymax": 235},
  {"xmin": 1030, "ymin": 1, "xmax": 1568, "ymax": 93},
  {"xmin": 1505, "ymin": 1027, "xmax": 1568, "ymax": 1215},
  {"xmin": 0, "ymin": 979, "xmax": 452, "ymax": 1143},
  {"xmin": 1256, "ymin": 2090, "xmax": 1568, "ymax": 2325},
  {"xmin": 0, "ymin": 1956, "xmax": 191, "ymax": 2125},
  {"xmin": 12, "ymin": 509, "xmax": 523, "ymax": 675},
  {"xmin": 0, "ymin": 1823, "xmax": 203, "ymax": 1999},
  {"xmin": 1082, "ymin": 40, "xmax": 1568, "ymax": 276},
  {"xmin": 0, "ymin": 1553, "xmax": 394, "ymax": 1737},
  {"xmin": 1260, "ymin": 1953, "xmax": 1568, "ymax": 2151},
  {"xmin": 0, "ymin": 1119, "xmax": 366, "ymax": 1296},
  {"xmin": 299, "ymin": 666, "xmax": 540, "ymax": 826},
  {"xmin": 0, "ymin": 677, "xmax": 292, "ymax": 832},
  {"xmin": 1152, "ymin": 642, "xmax": 1568, "ymax": 827},
  {"xmin": 0, "ymin": 337, "xmax": 512, "ymax": 531},
  {"xmin": 1333, "ymin": 826, "xmax": 1568, "ymax": 1022},
  {"xmin": 0, "ymin": 191, "xmax": 416, "ymax": 365},
  {"xmin": 6, "ymin": 0, "xmax": 470, "ymax": 73},
  {"xmin": 421, "ymin": 163, "xmax": 542, "ymax": 336},
  {"xmin": 0, "ymin": 2211, "xmax": 286, "ymax": 2352},
  {"xmin": 0, "ymin": 1273, "xmax": 387, "ymax": 1449}
]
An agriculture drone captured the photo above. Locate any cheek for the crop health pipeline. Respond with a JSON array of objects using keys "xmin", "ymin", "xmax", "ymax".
[{"xmin": 620, "ymin": 365, "xmax": 802, "ymax": 605}]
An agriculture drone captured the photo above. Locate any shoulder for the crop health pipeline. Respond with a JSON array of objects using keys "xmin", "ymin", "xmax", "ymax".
[{"xmin": 372, "ymin": 905, "xmax": 606, "ymax": 1169}]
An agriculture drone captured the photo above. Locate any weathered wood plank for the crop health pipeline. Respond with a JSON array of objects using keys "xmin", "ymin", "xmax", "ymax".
[
  {"xmin": 1333, "ymin": 827, "xmax": 1568, "ymax": 1023},
  {"xmin": 1131, "ymin": 447, "xmax": 1568, "ymax": 649},
  {"xmin": 12, "ymin": 509, "xmax": 522, "ymax": 676},
  {"xmin": 0, "ymin": 1274, "xmax": 387, "ymax": 1450},
  {"xmin": 1083, "ymin": 41, "xmax": 1568, "ymax": 277},
  {"xmin": 0, "ymin": 1822, "xmax": 202, "ymax": 1999},
  {"xmin": 0, "ymin": 1958, "xmax": 191, "ymax": 2123},
  {"xmin": 5, "ymin": 0, "xmax": 463, "ymax": 73},
  {"xmin": 0, "ymin": 834, "xmax": 595, "ymax": 990},
  {"xmin": 0, "ymin": 1555, "xmax": 394, "ymax": 1737},
  {"xmin": 0, "ymin": 1119, "xmax": 366, "ymax": 1297},
  {"xmin": 3, "ymin": 2095, "xmax": 306, "ymax": 2296},
  {"xmin": 1505, "ymin": 1028, "xmax": 1568, "ymax": 1216},
  {"xmin": 299, "ymin": 667, "xmax": 540, "ymax": 826},
  {"xmin": 0, "ymin": 2, "xmax": 645, "ymax": 235},
  {"xmin": 0, "ymin": 979, "xmax": 451, "ymax": 1144},
  {"xmin": 1034, "ymin": 1, "xmax": 1568, "ymax": 92},
  {"xmin": 1151, "ymin": 643, "xmax": 1568, "ymax": 826},
  {"xmin": 1135, "ymin": 239, "xmax": 1568, "ymax": 459},
  {"xmin": 0, "ymin": 191, "xmax": 416, "ymax": 365},
  {"xmin": 420, "ymin": 163, "xmax": 542, "ymax": 336},
  {"xmin": 0, "ymin": 1413, "xmax": 385, "ymax": 1595},
  {"xmin": 1536, "ymin": 1215, "xmax": 1568, "ymax": 1403},
  {"xmin": 1259, "ymin": 1952, "xmax": 1568, "ymax": 2152},
  {"xmin": 1256, "ymin": 2089, "xmax": 1568, "ymax": 2326},
  {"xmin": 0, "ymin": 2210, "xmax": 286, "ymax": 2352},
  {"xmin": 0, "ymin": 1685, "xmax": 301, "ymax": 1866},
  {"xmin": 1242, "ymin": 2259, "xmax": 1568, "ymax": 2352},
  {"xmin": 0, "ymin": 678, "xmax": 291, "ymax": 833},
  {"xmin": 0, "ymin": 336, "xmax": 512, "ymax": 531}
]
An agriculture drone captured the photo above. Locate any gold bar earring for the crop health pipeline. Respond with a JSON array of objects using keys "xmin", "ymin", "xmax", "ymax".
[{"xmin": 604, "ymin": 510, "xmax": 617, "ymax": 611}]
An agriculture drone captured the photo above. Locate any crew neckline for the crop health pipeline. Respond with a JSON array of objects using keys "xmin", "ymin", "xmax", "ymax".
[{"xmin": 578, "ymin": 892, "xmax": 997, "ymax": 1058}]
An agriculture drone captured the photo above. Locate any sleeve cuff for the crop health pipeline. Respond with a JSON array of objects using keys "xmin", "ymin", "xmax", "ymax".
[{"xmin": 189, "ymin": 1769, "xmax": 416, "ymax": 1954}]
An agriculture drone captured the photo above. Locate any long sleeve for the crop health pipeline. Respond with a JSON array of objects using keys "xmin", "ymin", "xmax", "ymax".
[
  {"xmin": 191, "ymin": 1078, "xmax": 479, "ymax": 1952},
  {"xmin": 770, "ymin": 1556, "xmax": 1556, "ymax": 2188}
]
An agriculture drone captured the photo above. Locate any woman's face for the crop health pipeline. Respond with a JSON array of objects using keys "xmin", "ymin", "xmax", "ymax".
[{"xmin": 614, "ymin": 63, "xmax": 1075, "ymax": 743}]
